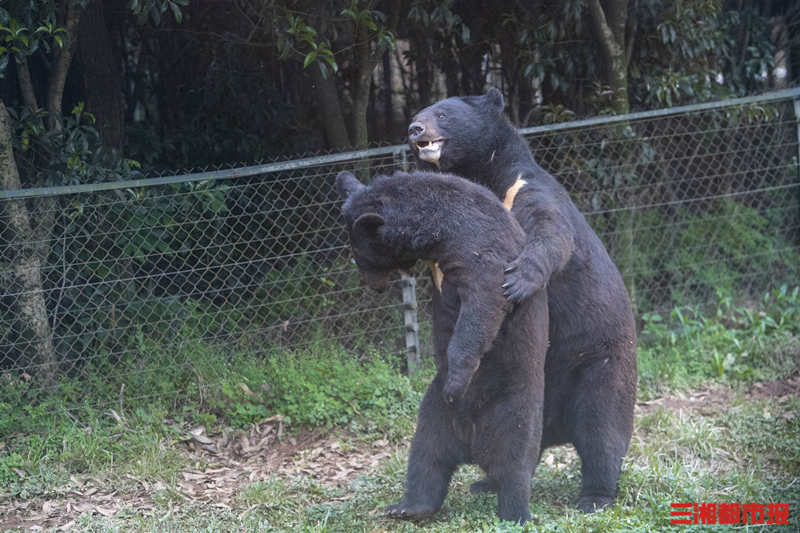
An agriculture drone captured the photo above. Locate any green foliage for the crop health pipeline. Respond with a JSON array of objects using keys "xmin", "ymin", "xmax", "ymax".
[
  {"xmin": 273, "ymin": 0, "xmax": 395, "ymax": 81},
  {"xmin": 7, "ymin": 104, "xmax": 143, "ymax": 187},
  {"xmin": 638, "ymin": 285, "xmax": 800, "ymax": 393},
  {"xmin": 631, "ymin": 0, "xmax": 775, "ymax": 106},
  {"xmin": 127, "ymin": 0, "xmax": 188, "ymax": 26},
  {"xmin": 0, "ymin": 5, "xmax": 68, "ymax": 73},
  {"xmin": 0, "ymin": 451, "xmax": 24, "ymax": 486}
]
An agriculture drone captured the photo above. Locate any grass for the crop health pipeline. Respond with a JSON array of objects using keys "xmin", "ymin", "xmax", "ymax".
[
  {"xmin": 9, "ymin": 396, "xmax": 796, "ymax": 533},
  {"xmin": 0, "ymin": 287, "xmax": 798, "ymax": 532}
]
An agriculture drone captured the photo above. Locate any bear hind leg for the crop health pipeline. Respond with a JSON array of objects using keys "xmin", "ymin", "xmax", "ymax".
[
  {"xmin": 568, "ymin": 353, "xmax": 635, "ymax": 513},
  {"xmin": 496, "ymin": 472, "xmax": 533, "ymax": 524},
  {"xmin": 386, "ymin": 379, "xmax": 468, "ymax": 519}
]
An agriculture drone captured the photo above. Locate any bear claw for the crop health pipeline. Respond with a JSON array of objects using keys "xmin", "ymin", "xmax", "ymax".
[
  {"xmin": 576, "ymin": 495, "xmax": 614, "ymax": 513},
  {"xmin": 385, "ymin": 500, "xmax": 438, "ymax": 519}
]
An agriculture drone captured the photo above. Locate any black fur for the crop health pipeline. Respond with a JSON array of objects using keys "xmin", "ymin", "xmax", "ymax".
[
  {"xmin": 408, "ymin": 89, "xmax": 638, "ymax": 513},
  {"xmin": 336, "ymin": 170, "xmax": 548, "ymax": 524}
]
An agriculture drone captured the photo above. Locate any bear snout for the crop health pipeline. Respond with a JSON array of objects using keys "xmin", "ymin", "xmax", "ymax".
[
  {"xmin": 408, "ymin": 122, "xmax": 426, "ymax": 139},
  {"xmin": 361, "ymin": 270, "xmax": 390, "ymax": 293}
]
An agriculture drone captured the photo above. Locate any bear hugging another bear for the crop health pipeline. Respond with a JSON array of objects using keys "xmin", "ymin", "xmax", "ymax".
[{"xmin": 409, "ymin": 88, "xmax": 638, "ymax": 514}]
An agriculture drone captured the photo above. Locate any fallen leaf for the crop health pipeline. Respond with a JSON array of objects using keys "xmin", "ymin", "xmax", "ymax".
[
  {"xmin": 95, "ymin": 507, "xmax": 116, "ymax": 517},
  {"xmin": 781, "ymin": 410, "xmax": 796, "ymax": 420},
  {"xmin": 638, "ymin": 398, "xmax": 664, "ymax": 405}
]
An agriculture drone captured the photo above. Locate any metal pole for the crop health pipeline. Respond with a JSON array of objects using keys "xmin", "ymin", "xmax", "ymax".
[
  {"xmin": 401, "ymin": 274, "xmax": 420, "ymax": 374},
  {"xmin": 794, "ymin": 97, "xmax": 800, "ymax": 181}
]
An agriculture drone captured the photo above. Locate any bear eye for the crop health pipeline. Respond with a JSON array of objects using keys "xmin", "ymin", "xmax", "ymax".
[{"xmin": 436, "ymin": 112, "xmax": 446, "ymax": 119}]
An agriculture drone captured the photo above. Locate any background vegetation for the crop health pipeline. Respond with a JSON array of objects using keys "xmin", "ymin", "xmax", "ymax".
[
  {"xmin": 1, "ymin": 0, "xmax": 798, "ymax": 169},
  {"xmin": 0, "ymin": 1, "xmax": 799, "ymax": 530}
]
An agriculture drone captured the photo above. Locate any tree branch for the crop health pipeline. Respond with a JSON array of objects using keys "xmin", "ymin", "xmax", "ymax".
[
  {"xmin": 46, "ymin": 1, "xmax": 81, "ymax": 131},
  {"xmin": 16, "ymin": 56, "xmax": 40, "ymax": 111},
  {"xmin": 586, "ymin": 0, "xmax": 630, "ymax": 113}
]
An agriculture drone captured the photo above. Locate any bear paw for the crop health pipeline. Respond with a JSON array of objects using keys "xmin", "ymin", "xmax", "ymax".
[
  {"xmin": 469, "ymin": 478, "xmax": 498, "ymax": 494},
  {"xmin": 442, "ymin": 376, "xmax": 469, "ymax": 404},
  {"xmin": 576, "ymin": 495, "xmax": 614, "ymax": 513},
  {"xmin": 385, "ymin": 499, "xmax": 439, "ymax": 519},
  {"xmin": 503, "ymin": 258, "xmax": 546, "ymax": 304}
]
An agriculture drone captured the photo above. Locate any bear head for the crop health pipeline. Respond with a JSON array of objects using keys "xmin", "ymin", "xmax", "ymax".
[
  {"xmin": 335, "ymin": 171, "xmax": 417, "ymax": 293},
  {"xmin": 408, "ymin": 88, "xmax": 506, "ymax": 171}
]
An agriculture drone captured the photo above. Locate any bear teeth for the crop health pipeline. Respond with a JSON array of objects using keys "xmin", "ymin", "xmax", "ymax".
[{"xmin": 417, "ymin": 140, "xmax": 444, "ymax": 150}]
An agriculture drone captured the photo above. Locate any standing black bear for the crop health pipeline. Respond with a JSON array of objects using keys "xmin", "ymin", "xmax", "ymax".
[
  {"xmin": 336, "ymin": 170, "xmax": 548, "ymax": 524},
  {"xmin": 408, "ymin": 88, "xmax": 637, "ymax": 513}
]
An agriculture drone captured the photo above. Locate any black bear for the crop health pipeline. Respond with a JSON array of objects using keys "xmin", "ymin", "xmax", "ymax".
[
  {"xmin": 335, "ymin": 170, "xmax": 548, "ymax": 524},
  {"xmin": 408, "ymin": 88, "xmax": 637, "ymax": 513}
]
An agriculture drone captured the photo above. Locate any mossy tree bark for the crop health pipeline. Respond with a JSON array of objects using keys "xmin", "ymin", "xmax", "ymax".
[
  {"xmin": 585, "ymin": 0, "xmax": 636, "ymax": 115},
  {"xmin": 0, "ymin": 101, "xmax": 57, "ymax": 384}
]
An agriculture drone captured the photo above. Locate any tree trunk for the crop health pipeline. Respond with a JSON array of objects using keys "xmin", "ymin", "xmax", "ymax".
[
  {"xmin": 382, "ymin": 49, "xmax": 393, "ymax": 136},
  {"xmin": 79, "ymin": 0, "xmax": 125, "ymax": 149},
  {"xmin": 351, "ymin": 23, "xmax": 374, "ymax": 151},
  {"xmin": 586, "ymin": 0, "xmax": 631, "ymax": 114},
  {"xmin": 0, "ymin": 101, "xmax": 57, "ymax": 384},
  {"xmin": 413, "ymin": 32, "xmax": 433, "ymax": 106},
  {"xmin": 309, "ymin": 64, "xmax": 351, "ymax": 150},
  {"xmin": 46, "ymin": 1, "xmax": 81, "ymax": 131},
  {"xmin": 16, "ymin": 57, "xmax": 40, "ymax": 111}
]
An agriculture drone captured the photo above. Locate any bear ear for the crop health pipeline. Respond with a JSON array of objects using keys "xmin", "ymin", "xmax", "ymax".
[
  {"xmin": 354, "ymin": 212, "xmax": 385, "ymax": 231},
  {"xmin": 335, "ymin": 171, "xmax": 365, "ymax": 200},
  {"xmin": 485, "ymin": 87, "xmax": 505, "ymax": 111}
]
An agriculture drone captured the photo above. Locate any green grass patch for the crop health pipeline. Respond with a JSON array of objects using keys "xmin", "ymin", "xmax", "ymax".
[{"xmin": 638, "ymin": 284, "xmax": 800, "ymax": 395}]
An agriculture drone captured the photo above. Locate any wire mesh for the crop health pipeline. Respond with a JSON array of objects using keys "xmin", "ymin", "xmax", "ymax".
[{"xmin": 0, "ymin": 93, "xmax": 798, "ymax": 410}]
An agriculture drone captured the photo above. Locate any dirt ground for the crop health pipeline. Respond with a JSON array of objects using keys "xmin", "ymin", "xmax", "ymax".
[{"xmin": 2, "ymin": 374, "xmax": 798, "ymax": 531}]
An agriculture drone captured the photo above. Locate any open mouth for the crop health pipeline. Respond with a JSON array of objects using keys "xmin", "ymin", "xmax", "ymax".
[{"xmin": 415, "ymin": 139, "xmax": 444, "ymax": 163}]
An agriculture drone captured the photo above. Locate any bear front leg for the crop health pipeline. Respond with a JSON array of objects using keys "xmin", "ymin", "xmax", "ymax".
[
  {"xmin": 386, "ymin": 376, "xmax": 469, "ymax": 519},
  {"xmin": 443, "ymin": 284, "xmax": 509, "ymax": 403},
  {"xmin": 503, "ymin": 205, "xmax": 575, "ymax": 303}
]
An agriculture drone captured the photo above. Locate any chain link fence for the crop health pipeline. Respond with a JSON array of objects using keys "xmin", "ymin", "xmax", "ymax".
[{"xmin": 1, "ymin": 89, "xmax": 799, "ymax": 410}]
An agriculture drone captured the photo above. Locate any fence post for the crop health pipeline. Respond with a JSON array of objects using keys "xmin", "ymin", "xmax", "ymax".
[
  {"xmin": 794, "ymin": 97, "xmax": 800, "ymax": 179},
  {"xmin": 401, "ymin": 274, "xmax": 421, "ymax": 374},
  {"xmin": 400, "ymin": 145, "xmax": 409, "ymax": 172}
]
